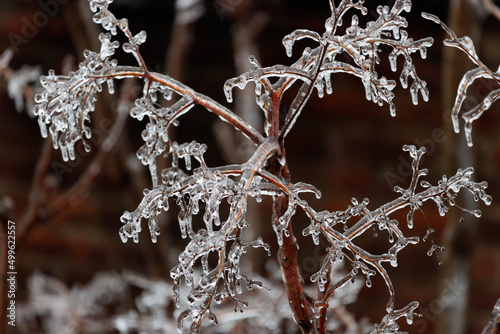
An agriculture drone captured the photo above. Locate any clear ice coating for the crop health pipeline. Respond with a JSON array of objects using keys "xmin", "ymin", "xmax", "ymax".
[
  {"xmin": 224, "ymin": 0, "xmax": 433, "ymax": 136},
  {"xmin": 32, "ymin": 0, "xmax": 154, "ymax": 162},
  {"xmin": 33, "ymin": 42, "xmax": 118, "ymax": 161},
  {"xmin": 25, "ymin": 0, "xmax": 494, "ymax": 333},
  {"xmin": 300, "ymin": 145, "xmax": 490, "ymax": 332}
]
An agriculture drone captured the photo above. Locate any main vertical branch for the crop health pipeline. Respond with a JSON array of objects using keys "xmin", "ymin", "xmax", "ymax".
[
  {"xmin": 267, "ymin": 69, "xmax": 314, "ymax": 333},
  {"xmin": 275, "ymin": 196, "xmax": 314, "ymax": 333}
]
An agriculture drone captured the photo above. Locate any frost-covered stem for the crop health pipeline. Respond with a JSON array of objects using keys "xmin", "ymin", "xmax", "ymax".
[
  {"xmin": 275, "ymin": 196, "xmax": 313, "ymax": 334},
  {"xmin": 324, "ymin": 224, "xmax": 397, "ymax": 309},
  {"xmin": 174, "ymin": 139, "xmax": 278, "ymax": 330},
  {"xmin": 317, "ymin": 265, "xmax": 332, "ymax": 325},
  {"xmin": 345, "ymin": 198, "xmax": 412, "ymax": 240},
  {"xmin": 315, "ymin": 284, "xmax": 331, "ymax": 332},
  {"xmin": 18, "ymin": 138, "xmax": 54, "ymax": 242},
  {"xmin": 106, "ymin": 5, "xmax": 148, "ymax": 71},
  {"xmin": 249, "ymin": 133, "xmax": 315, "ymax": 332},
  {"xmin": 149, "ymin": 71, "xmax": 263, "ymax": 145},
  {"xmin": 91, "ymin": 68, "xmax": 264, "ymax": 145},
  {"xmin": 270, "ymin": 91, "xmax": 281, "ymax": 139}
]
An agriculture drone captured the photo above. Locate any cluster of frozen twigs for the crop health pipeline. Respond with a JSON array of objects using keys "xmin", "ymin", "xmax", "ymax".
[{"xmin": 10, "ymin": 0, "xmax": 496, "ymax": 333}]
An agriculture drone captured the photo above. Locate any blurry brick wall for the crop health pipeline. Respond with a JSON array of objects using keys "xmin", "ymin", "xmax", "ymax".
[{"xmin": 0, "ymin": 0, "xmax": 499, "ymax": 333}]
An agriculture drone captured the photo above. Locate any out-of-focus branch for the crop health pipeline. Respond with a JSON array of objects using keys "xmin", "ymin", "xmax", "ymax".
[
  {"xmin": 481, "ymin": 0, "xmax": 500, "ymax": 21},
  {"xmin": 64, "ymin": 0, "xmax": 101, "ymax": 58},
  {"xmin": 231, "ymin": 11, "xmax": 268, "ymax": 131},
  {"xmin": 437, "ymin": 0, "xmax": 487, "ymax": 332},
  {"xmin": 18, "ymin": 139, "xmax": 54, "ymax": 242},
  {"xmin": 332, "ymin": 305, "xmax": 360, "ymax": 333},
  {"xmin": 165, "ymin": 0, "xmax": 205, "ymax": 80},
  {"xmin": 1, "ymin": 50, "xmax": 55, "ymax": 243}
]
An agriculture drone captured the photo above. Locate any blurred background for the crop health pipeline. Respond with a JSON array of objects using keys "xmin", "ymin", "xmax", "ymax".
[{"xmin": 0, "ymin": 0, "xmax": 499, "ymax": 333}]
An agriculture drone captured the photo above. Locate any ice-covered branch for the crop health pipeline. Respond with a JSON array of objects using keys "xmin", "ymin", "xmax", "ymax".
[
  {"xmin": 19, "ymin": 1, "xmax": 494, "ymax": 333},
  {"xmin": 33, "ymin": 3, "xmax": 264, "ymax": 165},
  {"xmin": 423, "ymin": 12, "xmax": 500, "ymax": 146},
  {"xmin": 224, "ymin": 0, "xmax": 433, "ymax": 140},
  {"xmin": 118, "ymin": 138, "xmax": 279, "ymax": 331},
  {"xmin": 299, "ymin": 145, "xmax": 490, "ymax": 331}
]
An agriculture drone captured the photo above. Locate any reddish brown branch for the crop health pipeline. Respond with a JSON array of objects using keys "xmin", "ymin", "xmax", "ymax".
[
  {"xmin": 481, "ymin": 0, "xmax": 500, "ymax": 21},
  {"xmin": 275, "ymin": 196, "xmax": 313, "ymax": 334},
  {"xmin": 92, "ymin": 69, "xmax": 264, "ymax": 145}
]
